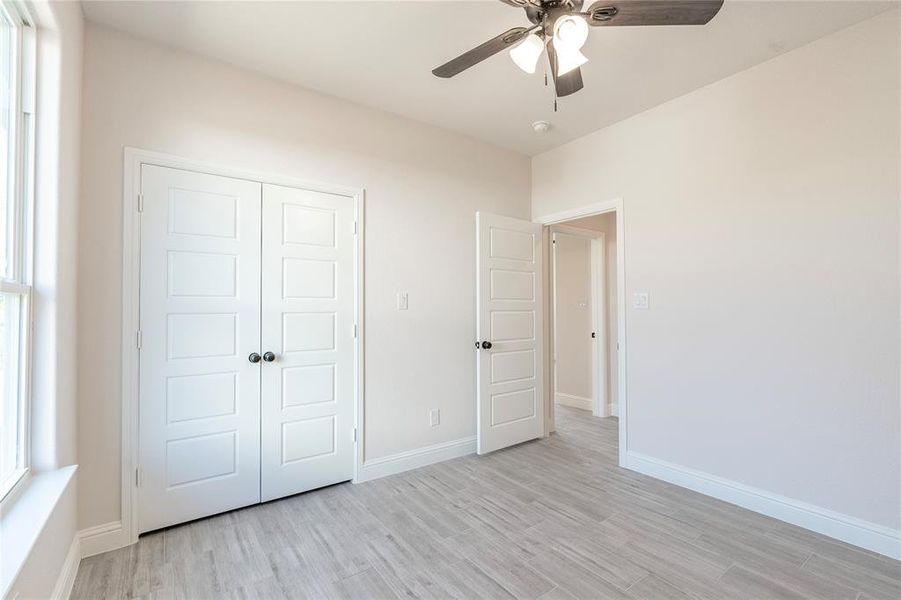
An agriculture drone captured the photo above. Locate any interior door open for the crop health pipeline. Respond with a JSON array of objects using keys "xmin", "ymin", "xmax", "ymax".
[{"xmin": 476, "ymin": 212, "xmax": 544, "ymax": 454}]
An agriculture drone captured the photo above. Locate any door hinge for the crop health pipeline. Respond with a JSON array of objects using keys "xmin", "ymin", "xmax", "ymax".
[
  {"xmin": 353, "ymin": 324, "xmax": 358, "ymax": 338},
  {"xmin": 353, "ymin": 427, "xmax": 358, "ymax": 442},
  {"xmin": 137, "ymin": 194, "xmax": 144, "ymax": 212},
  {"xmin": 591, "ymin": 332, "xmax": 596, "ymax": 339},
  {"xmin": 136, "ymin": 330, "xmax": 143, "ymax": 349},
  {"xmin": 135, "ymin": 467, "xmax": 141, "ymax": 487},
  {"xmin": 353, "ymin": 221, "xmax": 358, "ymax": 235}
]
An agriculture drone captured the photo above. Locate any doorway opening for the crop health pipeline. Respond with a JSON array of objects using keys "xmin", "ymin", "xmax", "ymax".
[{"xmin": 540, "ymin": 202, "xmax": 625, "ymax": 464}]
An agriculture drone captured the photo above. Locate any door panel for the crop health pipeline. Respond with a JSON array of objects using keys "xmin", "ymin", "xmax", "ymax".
[
  {"xmin": 260, "ymin": 184, "xmax": 355, "ymax": 502},
  {"xmin": 139, "ymin": 165, "xmax": 262, "ymax": 533},
  {"xmin": 476, "ymin": 212, "xmax": 544, "ymax": 454}
]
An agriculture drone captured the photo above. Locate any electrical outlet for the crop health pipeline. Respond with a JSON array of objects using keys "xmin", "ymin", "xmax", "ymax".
[
  {"xmin": 429, "ymin": 408, "xmax": 440, "ymax": 427},
  {"xmin": 397, "ymin": 291, "xmax": 409, "ymax": 311}
]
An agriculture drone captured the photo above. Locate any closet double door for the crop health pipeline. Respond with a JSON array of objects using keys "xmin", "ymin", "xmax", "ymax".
[{"xmin": 138, "ymin": 165, "xmax": 355, "ymax": 533}]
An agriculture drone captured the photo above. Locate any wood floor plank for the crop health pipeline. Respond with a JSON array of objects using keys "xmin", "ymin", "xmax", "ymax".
[
  {"xmin": 72, "ymin": 406, "xmax": 899, "ymax": 600},
  {"xmin": 541, "ymin": 530, "xmax": 649, "ymax": 591},
  {"xmin": 332, "ymin": 568, "xmax": 399, "ymax": 600},
  {"xmin": 536, "ymin": 587, "xmax": 579, "ymax": 600},
  {"xmin": 625, "ymin": 574, "xmax": 693, "ymax": 600},
  {"xmin": 449, "ymin": 529, "xmax": 556, "ymax": 599},
  {"xmin": 766, "ymin": 525, "xmax": 901, "ymax": 579},
  {"xmin": 718, "ymin": 564, "xmax": 809, "ymax": 600},
  {"xmin": 690, "ymin": 533, "xmax": 858, "ymax": 600},
  {"xmin": 428, "ymin": 558, "xmax": 519, "ymax": 599},
  {"xmin": 526, "ymin": 548, "xmax": 632, "ymax": 600},
  {"xmin": 801, "ymin": 553, "xmax": 901, "ymax": 600}
]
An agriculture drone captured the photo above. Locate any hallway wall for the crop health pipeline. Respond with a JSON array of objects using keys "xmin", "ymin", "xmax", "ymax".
[
  {"xmin": 564, "ymin": 213, "xmax": 619, "ymax": 415},
  {"xmin": 554, "ymin": 232, "xmax": 594, "ymax": 409}
]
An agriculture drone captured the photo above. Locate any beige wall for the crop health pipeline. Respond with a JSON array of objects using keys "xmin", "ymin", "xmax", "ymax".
[
  {"xmin": 565, "ymin": 213, "xmax": 619, "ymax": 414},
  {"xmin": 77, "ymin": 24, "xmax": 531, "ymax": 530},
  {"xmin": 533, "ymin": 10, "xmax": 900, "ymax": 529},
  {"xmin": 554, "ymin": 233, "xmax": 593, "ymax": 404}
]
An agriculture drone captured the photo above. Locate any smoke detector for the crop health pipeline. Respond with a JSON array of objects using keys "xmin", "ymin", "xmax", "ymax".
[{"xmin": 532, "ymin": 120, "xmax": 551, "ymax": 134}]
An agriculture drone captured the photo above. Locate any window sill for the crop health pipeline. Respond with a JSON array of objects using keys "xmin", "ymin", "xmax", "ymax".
[
  {"xmin": 0, "ymin": 467, "xmax": 29, "ymax": 504},
  {"xmin": 0, "ymin": 464, "xmax": 77, "ymax": 598}
]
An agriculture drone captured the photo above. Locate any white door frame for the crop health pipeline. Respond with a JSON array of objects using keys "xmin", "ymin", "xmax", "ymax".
[
  {"xmin": 535, "ymin": 198, "xmax": 626, "ymax": 467},
  {"xmin": 120, "ymin": 147, "xmax": 365, "ymax": 547},
  {"xmin": 550, "ymin": 225, "xmax": 607, "ymax": 421}
]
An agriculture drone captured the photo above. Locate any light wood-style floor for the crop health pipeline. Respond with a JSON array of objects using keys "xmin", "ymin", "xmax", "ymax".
[{"xmin": 73, "ymin": 406, "xmax": 901, "ymax": 599}]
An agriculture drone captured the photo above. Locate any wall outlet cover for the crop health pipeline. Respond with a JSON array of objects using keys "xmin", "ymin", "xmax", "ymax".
[
  {"xmin": 633, "ymin": 292, "xmax": 650, "ymax": 310},
  {"xmin": 397, "ymin": 291, "xmax": 409, "ymax": 311}
]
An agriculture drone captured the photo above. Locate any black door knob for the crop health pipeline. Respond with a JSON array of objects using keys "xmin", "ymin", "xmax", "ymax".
[
  {"xmin": 262, "ymin": 351, "xmax": 276, "ymax": 362},
  {"xmin": 481, "ymin": 341, "xmax": 492, "ymax": 350},
  {"xmin": 248, "ymin": 352, "xmax": 262, "ymax": 363}
]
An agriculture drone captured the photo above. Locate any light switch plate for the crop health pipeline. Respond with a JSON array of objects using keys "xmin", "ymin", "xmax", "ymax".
[
  {"xmin": 429, "ymin": 409, "xmax": 440, "ymax": 427},
  {"xmin": 633, "ymin": 292, "xmax": 650, "ymax": 310},
  {"xmin": 397, "ymin": 292, "xmax": 409, "ymax": 311}
]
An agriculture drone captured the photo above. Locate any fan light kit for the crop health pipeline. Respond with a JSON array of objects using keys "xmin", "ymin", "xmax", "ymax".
[
  {"xmin": 509, "ymin": 33, "xmax": 544, "ymax": 74},
  {"xmin": 550, "ymin": 14, "xmax": 589, "ymax": 76},
  {"xmin": 433, "ymin": 0, "xmax": 724, "ymax": 103}
]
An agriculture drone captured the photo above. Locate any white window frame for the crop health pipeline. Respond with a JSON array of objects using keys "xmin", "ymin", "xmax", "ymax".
[{"xmin": 0, "ymin": 0, "xmax": 35, "ymax": 502}]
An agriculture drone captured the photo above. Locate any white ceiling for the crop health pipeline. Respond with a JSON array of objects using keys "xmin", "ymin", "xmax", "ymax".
[{"xmin": 81, "ymin": 0, "xmax": 893, "ymax": 155}]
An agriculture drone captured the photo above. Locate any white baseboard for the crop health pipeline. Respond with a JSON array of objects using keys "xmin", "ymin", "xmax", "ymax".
[
  {"xmin": 556, "ymin": 393, "xmax": 592, "ymax": 412},
  {"xmin": 78, "ymin": 521, "xmax": 126, "ymax": 558},
  {"xmin": 50, "ymin": 535, "xmax": 80, "ymax": 599},
  {"xmin": 625, "ymin": 451, "xmax": 901, "ymax": 560},
  {"xmin": 356, "ymin": 436, "xmax": 476, "ymax": 483}
]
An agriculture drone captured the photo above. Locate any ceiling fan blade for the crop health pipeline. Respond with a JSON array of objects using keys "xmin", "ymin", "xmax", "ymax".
[
  {"xmin": 585, "ymin": 0, "xmax": 724, "ymax": 26},
  {"xmin": 547, "ymin": 41, "xmax": 585, "ymax": 97},
  {"xmin": 556, "ymin": 67, "xmax": 584, "ymax": 97},
  {"xmin": 497, "ymin": 0, "xmax": 542, "ymax": 7},
  {"xmin": 433, "ymin": 27, "xmax": 530, "ymax": 78}
]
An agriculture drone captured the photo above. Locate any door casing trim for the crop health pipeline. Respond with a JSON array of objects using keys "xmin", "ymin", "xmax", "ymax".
[
  {"xmin": 534, "ymin": 198, "xmax": 626, "ymax": 467},
  {"xmin": 121, "ymin": 147, "xmax": 365, "ymax": 547}
]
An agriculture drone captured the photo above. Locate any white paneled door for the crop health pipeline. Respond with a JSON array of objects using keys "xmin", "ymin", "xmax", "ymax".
[
  {"xmin": 138, "ymin": 166, "xmax": 357, "ymax": 533},
  {"xmin": 139, "ymin": 166, "xmax": 263, "ymax": 533},
  {"xmin": 476, "ymin": 212, "xmax": 544, "ymax": 454},
  {"xmin": 260, "ymin": 184, "xmax": 355, "ymax": 502}
]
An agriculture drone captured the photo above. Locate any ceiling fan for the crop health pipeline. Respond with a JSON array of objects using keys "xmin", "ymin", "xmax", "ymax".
[{"xmin": 432, "ymin": 0, "xmax": 725, "ymax": 98}]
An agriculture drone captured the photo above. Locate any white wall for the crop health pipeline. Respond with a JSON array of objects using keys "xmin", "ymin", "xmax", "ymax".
[
  {"xmin": 565, "ymin": 213, "xmax": 619, "ymax": 414},
  {"xmin": 554, "ymin": 233, "xmax": 593, "ymax": 406},
  {"xmin": 533, "ymin": 9, "xmax": 900, "ymax": 532},
  {"xmin": 77, "ymin": 24, "xmax": 531, "ymax": 530}
]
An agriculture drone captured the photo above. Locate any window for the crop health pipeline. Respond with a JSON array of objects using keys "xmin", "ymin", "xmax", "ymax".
[{"xmin": 0, "ymin": 2, "xmax": 33, "ymax": 500}]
